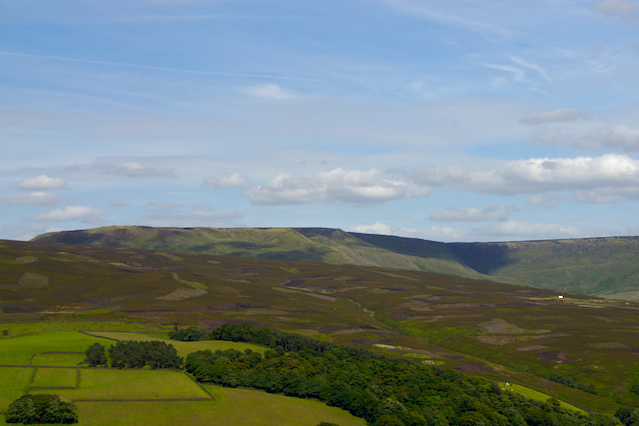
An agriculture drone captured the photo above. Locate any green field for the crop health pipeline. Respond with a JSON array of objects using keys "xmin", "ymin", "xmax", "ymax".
[
  {"xmin": 0, "ymin": 367, "xmax": 33, "ymax": 412},
  {"xmin": 0, "ymin": 332, "xmax": 115, "ymax": 365},
  {"xmin": 31, "ymin": 367, "xmax": 78, "ymax": 388},
  {"xmin": 31, "ymin": 353, "xmax": 86, "ymax": 367},
  {"xmin": 53, "ymin": 369, "xmax": 209, "ymax": 400},
  {"xmin": 499, "ymin": 382, "xmax": 588, "ymax": 415},
  {"xmin": 84, "ymin": 331, "xmax": 266, "ymax": 358},
  {"xmin": 0, "ymin": 329, "xmax": 367, "ymax": 426},
  {"xmin": 10, "ymin": 387, "xmax": 367, "ymax": 426}
]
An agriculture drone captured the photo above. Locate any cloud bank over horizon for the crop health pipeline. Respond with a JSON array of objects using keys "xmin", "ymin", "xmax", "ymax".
[{"xmin": 1, "ymin": 0, "xmax": 639, "ymax": 242}]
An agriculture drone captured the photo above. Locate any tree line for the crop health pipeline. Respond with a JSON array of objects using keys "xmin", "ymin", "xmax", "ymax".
[
  {"xmin": 85, "ymin": 340, "xmax": 182, "ymax": 369},
  {"xmin": 181, "ymin": 324, "xmax": 618, "ymax": 426}
]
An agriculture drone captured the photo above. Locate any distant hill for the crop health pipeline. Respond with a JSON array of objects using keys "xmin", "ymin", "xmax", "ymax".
[{"xmin": 32, "ymin": 226, "xmax": 639, "ymax": 300}]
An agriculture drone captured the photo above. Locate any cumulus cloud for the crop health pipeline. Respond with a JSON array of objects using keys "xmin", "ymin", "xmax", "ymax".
[
  {"xmin": 108, "ymin": 197, "xmax": 129, "ymax": 207},
  {"xmin": 138, "ymin": 209, "xmax": 244, "ymax": 227},
  {"xmin": 0, "ymin": 192, "xmax": 68, "ymax": 206},
  {"xmin": 429, "ymin": 204, "xmax": 515, "ymax": 222},
  {"xmin": 35, "ymin": 206, "xmax": 110, "ymax": 224},
  {"xmin": 409, "ymin": 154, "xmax": 639, "ymax": 203},
  {"xmin": 17, "ymin": 175, "xmax": 67, "ymax": 190},
  {"xmin": 594, "ymin": 0, "xmax": 639, "ymax": 25},
  {"xmin": 203, "ymin": 172, "xmax": 252, "ymax": 188},
  {"xmin": 471, "ymin": 220, "xmax": 609, "ymax": 240},
  {"xmin": 145, "ymin": 201, "xmax": 185, "ymax": 211},
  {"xmin": 99, "ymin": 162, "xmax": 175, "ymax": 178},
  {"xmin": 520, "ymin": 108, "xmax": 590, "ymax": 124},
  {"xmin": 241, "ymin": 84, "xmax": 297, "ymax": 100},
  {"xmin": 245, "ymin": 168, "xmax": 433, "ymax": 205},
  {"xmin": 526, "ymin": 193, "xmax": 567, "ymax": 208},
  {"xmin": 463, "ymin": 154, "xmax": 639, "ymax": 196}
]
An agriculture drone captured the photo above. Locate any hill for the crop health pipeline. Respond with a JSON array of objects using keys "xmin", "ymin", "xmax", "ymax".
[
  {"xmin": 33, "ymin": 226, "xmax": 639, "ymax": 299},
  {"xmin": 2, "ymin": 238, "xmax": 639, "ymax": 413}
]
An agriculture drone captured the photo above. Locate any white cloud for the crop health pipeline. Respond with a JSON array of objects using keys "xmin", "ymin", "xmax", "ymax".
[
  {"xmin": 429, "ymin": 204, "xmax": 515, "ymax": 222},
  {"xmin": 422, "ymin": 225, "xmax": 469, "ymax": 242},
  {"xmin": 471, "ymin": 220, "xmax": 609, "ymax": 240},
  {"xmin": 463, "ymin": 154, "xmax": 639, "ymax": 196},
  {"xmin": 245, "ymin": 168, "xmax": 433, "ymax": 205},
  {"xmin": 203, "ymin": 172, "xmax": 252, "ymax": 188},
  {"xmin": 138, "ymin": 209, "xmax": 244, "ymax": 227},
  {"xmin": 594, "ymin": 0, "xmax": 639, "ymax": 25},
  {"xmin": 99, "ymin": 162, "xmax": 175, "ymax": 178},
  {"xmin": 145, "ymin": 201, "xmax": 184, "ymax": 211},
  {"xmin": 526, "ymin": 193, "xmax": 567, "ymax": 208},
  {"xmin": 108, "ymin": 197, "xmax": 129, "ymax": 207},
  {"xmin": 349, "ymin": 221, "xmax": 468, "ymax": 242},
  {"xmin": 350, "ymin": 222, "xmax": 394, "ymax": 235},
  {"xmin": 520, "ymin": 108, "xmax": 590, "ymax": 124},
  {"xmin": 241, "ymin": 84, "xmax": 297, "ymax": 100},
  {"xmin": 35, "ymin": 206, "xmax": 110, "ymax": 224},
  {"xmin": 0, "ymin": 192, "xmax": 68, "ymax": 206},
  {"xmin": 17, "ymin": 175, "xmax": 67, "ymax": 190}
]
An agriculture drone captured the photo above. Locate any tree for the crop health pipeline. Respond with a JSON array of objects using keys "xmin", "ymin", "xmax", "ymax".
[
  {"xmin": 5, "ymin": 394, "xmax": 78, "ymax": 424},
  {"xmin": 85, "ymin": 343, "xmax": 107, "ymax": 367}
]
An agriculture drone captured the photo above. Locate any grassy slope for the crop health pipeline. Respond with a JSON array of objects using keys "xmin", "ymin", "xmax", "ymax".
[
  {"xmin": 32, "ymin": 226, "xmax": 489, "ymax": 280},
  {"xmin": 489, "ymin": 237, "xmax": 639, "ymax": 298},
  {"xmin": 32, "ymin": 226, "xmax": 639, "ymax": 299},
  {"xmin": 1, "ymin": 240, "xmax": 635, "ymax": 413}
]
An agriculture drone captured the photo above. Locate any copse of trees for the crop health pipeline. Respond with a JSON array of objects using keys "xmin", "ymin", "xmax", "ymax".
[
  {"xmin": 84, "ymin": 341, "xmax": 182, "ymax": 369},
  {"xmin": 85, "ymin": 343, "xmax": 107, "ymax": 367},
  {"xmin": 5, "ymin": 394, "xmax": 78, "ymax": 424},
  {"xmin": 109, "ymin": 341, "xmax": 182, "ymax": 369},
  {"xmin": 182, "ymin": 324, "xmax": 618, "ymax": 426}
]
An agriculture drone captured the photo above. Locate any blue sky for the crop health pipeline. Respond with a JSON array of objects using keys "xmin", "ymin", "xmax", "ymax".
[{"xmin": 3, "ymin": 0, "xmax": 639, "ymax": 242}]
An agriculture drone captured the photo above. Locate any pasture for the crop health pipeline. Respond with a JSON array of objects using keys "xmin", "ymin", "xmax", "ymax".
[
  {"xmin": 83, "ymin": 330, "xmax": 266, "ymax": 358},
  {"xmin": 0, "ymin": 327, "xmax": 367, "ymax": 426}
]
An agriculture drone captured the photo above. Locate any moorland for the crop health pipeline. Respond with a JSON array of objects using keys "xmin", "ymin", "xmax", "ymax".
[
  {"xmin": 2, "ymin": 235, "xmax": 639, "ymax": 424},
  {"xmin": 34, "ymin": 226, "xmax": 639, "ymax": 300}
]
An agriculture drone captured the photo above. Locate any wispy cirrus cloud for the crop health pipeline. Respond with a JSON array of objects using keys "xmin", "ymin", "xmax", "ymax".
[
  {"xmin": 0, "ymin": 192, "xmax": 68, "ymax": 206},
  {"xmin": 520, "ymin": 108, "xmax": 590, "ymax": 124},
  {"xmin": 241, "ymin": 84, "xmax": 298, "ymax": 100},
  {"xmin": 429, "ymin": 204, "xmax": 515, "ymax": 222},
  {"xmin": 99, "ymin": 162, "xmax": 175, "ymax": 178},
  {"xmin": 203, "ymin": 172, "xmax": 252, "ymax": 189}
]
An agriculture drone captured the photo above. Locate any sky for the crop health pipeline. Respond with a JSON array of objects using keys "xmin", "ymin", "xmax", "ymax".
[{"xmin": 2, "ymin": 0, "xmax": 639, "ymax": 242}]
